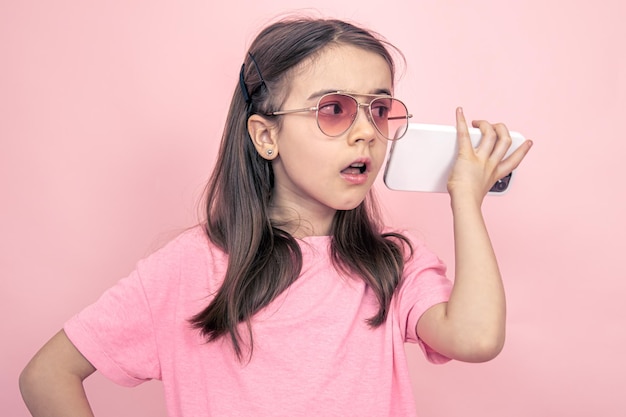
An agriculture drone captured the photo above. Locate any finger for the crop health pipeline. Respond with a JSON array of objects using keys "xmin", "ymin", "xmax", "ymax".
[
  {"xmin": 455, "ymin": 107, "xmax": 473, "ymax": 154},
  {"xmin": 471, "ymin": 119, "xmax": 497, "ymax": 157},
  {"xmin": 495, "ymin": 139, "xmax": 533, "ymax": 179},
  {"xmin": 489, "ymin": 122, "xmax": 513, "ymax": 163}
]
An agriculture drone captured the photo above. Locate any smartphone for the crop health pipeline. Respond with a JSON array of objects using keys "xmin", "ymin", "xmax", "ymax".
[{"xmin": 383, "ymin": 123, "xmax": 526, "ymax": 195}]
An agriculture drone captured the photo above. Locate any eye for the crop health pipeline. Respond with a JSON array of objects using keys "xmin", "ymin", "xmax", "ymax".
[
  {"xmin": 371, "ymin": 99, "xmax": 391, "ymax": 119},
  {"xmin": 318, "ymin": 101, "xmax": 345, "ymax": 116}
]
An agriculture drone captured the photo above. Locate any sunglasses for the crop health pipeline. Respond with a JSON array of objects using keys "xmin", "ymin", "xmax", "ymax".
[{"xmin": 267, "ymin": 91, "xmax": 412, "ymax": 141}]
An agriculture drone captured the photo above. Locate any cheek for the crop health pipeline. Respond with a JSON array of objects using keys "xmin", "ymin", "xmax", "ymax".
[
  {"xmin": 371, "ymin": 142, "xmax": 389, "ymax": 172},
  {"xmin": 280, "ymin": 115, "xmax": 320, "ymax": 140}
]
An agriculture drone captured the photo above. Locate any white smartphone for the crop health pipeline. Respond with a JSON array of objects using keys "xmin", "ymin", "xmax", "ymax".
[{"xmin": 383, "ymin": 123, "xmax": 526, "ymax": 195}]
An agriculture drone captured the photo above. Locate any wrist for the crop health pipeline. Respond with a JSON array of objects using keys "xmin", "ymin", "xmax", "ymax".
[{"xmin": 448, "ymin": 188, "xmax": 483, "ymax": 211}]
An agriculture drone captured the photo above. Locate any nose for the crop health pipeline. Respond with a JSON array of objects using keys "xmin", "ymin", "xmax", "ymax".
[{"xmin": 347, "ymin": 102, "xmax": 377, "ymax": 145}]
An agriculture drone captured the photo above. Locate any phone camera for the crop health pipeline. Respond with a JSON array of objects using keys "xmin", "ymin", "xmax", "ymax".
[{"xmin": 490, "ymin": 173, "xmax": 512, "ymax": 193}]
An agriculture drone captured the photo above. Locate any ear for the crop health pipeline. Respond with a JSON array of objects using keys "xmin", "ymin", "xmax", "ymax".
[{"xmin": 247, "ymin": 115, "xmax": 278, "ymax": 160}]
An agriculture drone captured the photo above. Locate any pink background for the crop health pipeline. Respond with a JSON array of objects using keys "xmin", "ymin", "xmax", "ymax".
[{"xmin": 2, "ymin": 1, "xmax": 625, "ymax": 416}]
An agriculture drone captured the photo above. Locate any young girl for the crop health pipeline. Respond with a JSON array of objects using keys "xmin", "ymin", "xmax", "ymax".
[{"xmin": 19, "ymin": 16, "xmax": 531, "ymax": 417}]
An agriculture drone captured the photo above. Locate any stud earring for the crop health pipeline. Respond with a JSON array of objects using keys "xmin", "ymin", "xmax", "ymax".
[{"xmin": 266, "ymin": 149, "xmax": 274, "ymax": 155}]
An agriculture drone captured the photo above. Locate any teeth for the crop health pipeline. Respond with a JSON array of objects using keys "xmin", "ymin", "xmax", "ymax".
[{"xmin": 346, "ymin": 162, "xmax": 366, "ymax": 174}]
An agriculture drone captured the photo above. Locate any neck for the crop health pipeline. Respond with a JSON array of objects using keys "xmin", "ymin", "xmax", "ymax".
[{"xmin": 269, "ymin": 205, "xmax": 335, "ymax": 238}]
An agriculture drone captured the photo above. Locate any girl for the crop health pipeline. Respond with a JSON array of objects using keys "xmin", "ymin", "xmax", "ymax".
[{"xmin": 19, "ymin": 16, "xmax": 532, "ymax": 417}]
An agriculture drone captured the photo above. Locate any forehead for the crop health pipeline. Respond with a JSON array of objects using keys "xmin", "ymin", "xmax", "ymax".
[{"xmin": 285, "ymin": 44, "xmax": 393, "ymax": 102}]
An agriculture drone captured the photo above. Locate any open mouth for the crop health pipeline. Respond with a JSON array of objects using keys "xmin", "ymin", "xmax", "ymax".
[{"xmin": 341, "ymin": 162, "xmax": 367, "ymax": 175}]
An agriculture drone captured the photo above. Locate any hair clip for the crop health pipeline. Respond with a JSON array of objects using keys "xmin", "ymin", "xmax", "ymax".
[
  {"xmin": 239, "ymin": 63, "xmax": 251, "ymax": 105},
  {"xmin": 238, "ymin": 52, "xmax": 267, "ymax": 106},
  {"xmin": 247, "ymin": 52, "xmax": 266, "ymax": 89}
]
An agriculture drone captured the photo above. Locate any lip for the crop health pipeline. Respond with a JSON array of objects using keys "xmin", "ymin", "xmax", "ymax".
[{"xmin": 340, "ymin": 157, "xmax": 371, "ymax": 185}]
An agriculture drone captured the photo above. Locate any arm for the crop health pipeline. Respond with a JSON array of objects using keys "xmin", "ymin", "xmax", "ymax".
[
  {"xmin": 20, "ymin": 330, "xmax": 97, "ymax": 417},
  {"xmin": 417, "ymin": 107, "xmax": 532, "ymax": 363}
]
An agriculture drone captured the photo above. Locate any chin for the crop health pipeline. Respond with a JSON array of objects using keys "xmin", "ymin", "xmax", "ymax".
[{"xmin": 333, "ymin": 197, "xmax": 367, "ymax": 212}]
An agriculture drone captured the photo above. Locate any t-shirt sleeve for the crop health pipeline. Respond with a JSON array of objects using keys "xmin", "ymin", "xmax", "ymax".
[
  {"xmin": 64, "ymin": 236, "xmax": 184, "ymax": 387},
  {"xmin": 394, "ymin": 235, "xmax": 453, "ymax": 364}
]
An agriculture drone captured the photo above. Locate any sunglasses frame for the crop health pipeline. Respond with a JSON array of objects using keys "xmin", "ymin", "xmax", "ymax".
[{"xmin": 267, "ymin": 91, "xmax": 413, "ymax": 140}]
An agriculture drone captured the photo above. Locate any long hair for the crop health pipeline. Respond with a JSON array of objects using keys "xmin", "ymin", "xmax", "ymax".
[{"xmin": 190, "ymin": 16, "xmax": 412, "ymax": 360}]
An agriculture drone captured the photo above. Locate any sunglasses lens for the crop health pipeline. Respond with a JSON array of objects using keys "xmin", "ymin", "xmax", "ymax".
[
  {"xmin": 316, "ymin": 94, "xmax": 358, "ymax": 136},
  {"xmin": 315, "ymin": 94, "xmax": 409, "ymax": 139},
  {"xmin": 370, "ymin": 98, "xmax": 409, "ymax": 140}
]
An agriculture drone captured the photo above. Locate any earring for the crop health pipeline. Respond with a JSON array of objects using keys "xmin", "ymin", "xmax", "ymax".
[{"xmin": 266, "ymin": 149, "xmax": 274, "ymax": 156}]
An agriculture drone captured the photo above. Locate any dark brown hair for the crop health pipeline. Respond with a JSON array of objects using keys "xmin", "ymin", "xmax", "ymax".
[{"xmin": 190, "ymin": 16, "xmax": 412, "ymax": 360}]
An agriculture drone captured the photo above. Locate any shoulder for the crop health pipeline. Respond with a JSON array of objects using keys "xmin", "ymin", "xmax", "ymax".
[
  {"xmin": 141, "ymin": 225, "xmax": 221, "ymax": 264},
  {"xmin": 382, "ymin": 227, "xmax": 447, "ymax": 276},
  {"xmin": 156, "ymin": 224, "xmax": 212, "ymax": 252},
  {"xmin": 135, "ymin": 224, "xmax": 227, "ymax": 288},
  {"xmin": 381, "ymin": 227, "xmax": 433, "ymax": 256}
]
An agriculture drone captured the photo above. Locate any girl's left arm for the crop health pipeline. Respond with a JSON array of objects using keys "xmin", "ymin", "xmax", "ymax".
[{"xmin": 416, "ymin": 107, "xmax": 533, "ymax": 363}]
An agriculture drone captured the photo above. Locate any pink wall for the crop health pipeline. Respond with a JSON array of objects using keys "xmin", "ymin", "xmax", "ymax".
[{"xmin": 2, "ymin": 1, "xmax": 624, "ymax": 416}]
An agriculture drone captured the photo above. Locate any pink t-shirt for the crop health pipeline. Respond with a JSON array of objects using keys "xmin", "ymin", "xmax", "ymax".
[{"xmin": 65, "ymin": 226, "xmax": 452, "ymax": 417}]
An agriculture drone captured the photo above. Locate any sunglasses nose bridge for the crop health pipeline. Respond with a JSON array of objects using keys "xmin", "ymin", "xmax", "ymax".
[
  {"xmin": 342, "ymin": 100, "xmax": 378, "ymax": 140},
  {"xmin": 353, "ymin": 101, "xmax": 374, "ymax": 124},
  {"xmin": 341, "ymin": 98, "xmax": 368, "ymax": 131},
  {"xmin": 357, "ymin": 100, "xmax": 382, "ymax": 133}
]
